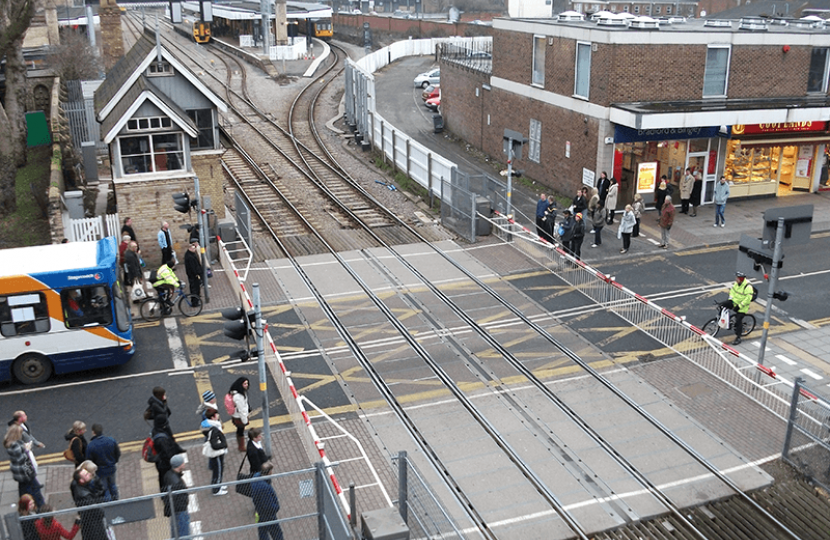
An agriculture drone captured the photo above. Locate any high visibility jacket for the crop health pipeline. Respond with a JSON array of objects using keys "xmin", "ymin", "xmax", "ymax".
[
  {"xmin": 729, "ymin": 279, "xmax": 753, "ymax": 313},
  {"xmin": 153, "ymin": 264, "xmax": 180, "ymax": 288}
]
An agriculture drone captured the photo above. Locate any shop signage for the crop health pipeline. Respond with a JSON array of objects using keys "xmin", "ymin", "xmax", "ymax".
[
  {"xmin": 614, "ymin": 125, "xmax": 721, "ymax": 144},
  {"xmin": 731, "ymin": 122, "xmax": 829, "ymax": 135},
  {"xmin": 636, "ymin": 162, "xmax": 658, "ymax": 193}
]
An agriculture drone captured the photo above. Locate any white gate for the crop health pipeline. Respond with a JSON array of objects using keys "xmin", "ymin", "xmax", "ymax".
[{"xmin": 63, "ymin": 213, "xmax": 120, "ymax": 242}]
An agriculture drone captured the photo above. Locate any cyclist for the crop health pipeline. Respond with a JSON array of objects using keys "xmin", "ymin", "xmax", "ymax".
[
  {"xmin": 152, "ymin": 258, "xmax": 181, "ymax": 314},
  {"xmin": 718, "ymin": 271, "xmax": 753, "ymax": 345}
]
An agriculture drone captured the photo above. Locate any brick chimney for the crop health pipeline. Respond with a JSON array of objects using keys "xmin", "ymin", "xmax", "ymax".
[{"xmin": 99, "ymin": 0, "xmax": 124, "ymax": 72}]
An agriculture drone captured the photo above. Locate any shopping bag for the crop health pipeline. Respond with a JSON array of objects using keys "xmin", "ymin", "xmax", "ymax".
[{"xmin": 718, "ymin": 308, "xmax": 730, "ymax": 329}]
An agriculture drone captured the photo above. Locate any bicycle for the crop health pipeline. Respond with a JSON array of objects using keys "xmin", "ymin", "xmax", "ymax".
[
  {"xmin": 701, "ymin": 300, "xmax": 756, "ymax": 338},
  {"xmin": 140, "ymin": 284, "xmax": 203, "ymax": 321}
]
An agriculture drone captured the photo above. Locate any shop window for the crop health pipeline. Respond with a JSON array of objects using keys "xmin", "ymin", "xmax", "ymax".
[
  {"xmin": 688, "ymin": 138, "xmax": 709, "ymax": 153},
  {"xmin": 0, "ymin": 293, "xmax": 50, "ymax": 337},
  {"xmin": 574, "ymin": 42, "xmax": 592, "ymax": 99},
  {"xmin": 807, "ymin": 48, "xmax": 829, "ymax": 93},
  {"xmin": 532, "ymin": 36, "xmax": 546, "ymax": 87},
  {"xmin": 529, "ymin": 119, "xmax": 542, "ymax": 163},
  {"xmin": 703, "ymin": 45, "xmax": 730, "ymax": 98},
  {"xmin": 119, "ymin": 133, "xmax": 184, "ymax": 175},
  {"xmin": 187, "ymin": 109, "xmax": 215, "ymax": 150},
  {"xmin": 61, "ymin": 287, "xmax": 112, "ymax": 329}
]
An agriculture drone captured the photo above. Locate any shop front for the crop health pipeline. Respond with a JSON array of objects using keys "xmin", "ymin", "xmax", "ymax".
[
  {"xmin": 725, "ymin": 122, "xmax": 830, "ymax": 197},
  {"xmin": 611, "ymin": 125, "xmax": 722, "ymax": 209}
]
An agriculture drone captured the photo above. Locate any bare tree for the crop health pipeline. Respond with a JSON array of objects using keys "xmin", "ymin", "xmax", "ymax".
[
  {"xmin": 0, "ymin": 0, "xmax": 36, "ymax": 216},
  {"xmin": 49, "ymin": 30, "xmax": 102, "ymax": 82}
]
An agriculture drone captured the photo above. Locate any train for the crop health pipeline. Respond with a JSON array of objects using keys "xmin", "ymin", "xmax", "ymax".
[
  {"xmin": 173, "ymin": 18, "xmax": 211, "ymax": 44},
  {"xmin": 296, "ymin": 18, "xmax": 333, "ymax": 40}
]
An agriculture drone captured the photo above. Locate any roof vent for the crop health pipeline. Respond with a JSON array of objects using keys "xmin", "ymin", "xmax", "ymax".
[
  {"xmin": 794, "ymin": 16, "xmax": 826, "ymax": 29},
  {"xmin": 739, "ymin": 17, "xmax": 769, "ymax": 31},
  {"xmin": 629, "ymin": 16, "xmax": 660, "ymax": 30},
  {"xmin": 557, "ymin": 10, "xmax": 585, "ymax": 22},
  {"xmin": 597, "ymin": 13, "xmax": 629, "ymax": 27},
  {"xmin": 590, "ymin": 10, "xmax": 614, "ymax": 21},
  {"xmin": 667, "ymin": 16, "xmax": 687, "ymax": 24},
  {"xmin": 704, "ymin": 19, "xmax": 732, "ymax": 28}
]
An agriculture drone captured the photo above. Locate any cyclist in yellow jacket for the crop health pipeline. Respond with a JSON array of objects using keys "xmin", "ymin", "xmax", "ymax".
[
  {"xmin": 718, "ymin": 271, "xmax": 754, "ymax": 344},
  {"xmin": 153, "ymin": 259, "xmax": 181, "ymax": 313}
]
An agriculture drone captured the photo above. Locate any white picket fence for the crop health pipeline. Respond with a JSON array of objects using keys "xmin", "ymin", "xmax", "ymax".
[{"xmin": 63, "ymin": 213, "xmax": 120, "ymax": 242}]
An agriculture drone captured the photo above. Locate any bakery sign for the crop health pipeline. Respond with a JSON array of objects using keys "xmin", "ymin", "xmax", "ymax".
[{"xmin": 732, "ymin": 122, "xmax": 829, "ymax": 135}]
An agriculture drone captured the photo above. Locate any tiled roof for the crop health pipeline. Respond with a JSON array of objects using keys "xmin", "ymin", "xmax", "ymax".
[{"xmin": 94, "ymin": 29, "xmax": 156, "ymax": 117}]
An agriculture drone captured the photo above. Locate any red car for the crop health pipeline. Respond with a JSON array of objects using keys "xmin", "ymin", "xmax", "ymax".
[
  {"xmin": 422, "ymin": 84, "xmax": 440, "ymax": 101},
  {"xmin": 425, "ymin": 96, "xmax": 440, "ymax": 111}
]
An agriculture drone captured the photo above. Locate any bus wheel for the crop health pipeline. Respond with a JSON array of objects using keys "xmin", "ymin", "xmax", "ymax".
[{"xmin": 13, "ymin": 353, "xmax": 53, "ymax": 385}]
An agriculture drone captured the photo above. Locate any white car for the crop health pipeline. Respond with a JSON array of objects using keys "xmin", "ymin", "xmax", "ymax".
[{"xmin": 413, "ymin": 68, "xmax": 440, "ymax": 88}]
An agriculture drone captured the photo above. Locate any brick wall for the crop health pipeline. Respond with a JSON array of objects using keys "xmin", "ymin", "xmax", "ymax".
[
  {"xmin": 440, "ymin": 63, "xmax": 490, "ymax": 149},
  {"xmin": 192, "ymin": 151, "xmax": 226, "ymax": 221}
]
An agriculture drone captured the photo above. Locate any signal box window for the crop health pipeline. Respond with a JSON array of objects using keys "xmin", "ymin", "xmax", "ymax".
[
  {"xmin": 119, "ymin": 133, "xmax": 184, "ymax": 175},
  {"xmin": 61, "ymin": 287, "xmax": 113, "ymax": 329},
  {"xmin": 0, "ymin": 293, "xmax": 50, "ymax": 337},
  {"xmin": 187, "ymin": 109, "xmax": 215, "ymax": 150}
]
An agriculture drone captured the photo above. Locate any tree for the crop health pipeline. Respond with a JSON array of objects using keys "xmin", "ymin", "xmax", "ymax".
[
  {"xmin": 49, "ymin": 30, "xmax": 101, "ymax": 82},
  {"xmin": 0, "ymin": 0, "xmax": 36, "ymax": 216}
]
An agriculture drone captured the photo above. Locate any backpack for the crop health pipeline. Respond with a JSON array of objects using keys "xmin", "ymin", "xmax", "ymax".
[
  {"xmin": 142, "ymin": 432, "xmax": 167, "ymax": 463},
  {"xmin": 148, "ymin": 269, "xmax": 158, "ymax": 283},
  {"xmin": 63, "ymin": 437, "xmax": 78, "ymax": 463},
  {"xmin": 751, "ymin": 285, "xmax": 759, "ymax": 302},
  {"xmin": 224, "ymin": 393, "xmax": 236, "ymax": 416}
]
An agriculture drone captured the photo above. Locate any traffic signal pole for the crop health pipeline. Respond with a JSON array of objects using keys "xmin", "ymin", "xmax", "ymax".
[
  {"xmin": 252, "ymin": 283, "xmax": 272, "ymax": 458},
  {"xmin": 194, "ymin": 177, "xmax": 210, "ymax": 304},
  {"xmin": 757, "ymin": 217, "xmax": 785, "ymax": 367}
]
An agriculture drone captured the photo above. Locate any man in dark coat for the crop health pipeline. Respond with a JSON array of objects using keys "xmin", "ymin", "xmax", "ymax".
[
  {"xmin": 251, "ymin": 462, "xmax": 284, "ymax": 540},
  {"xmin": 85, "ymin": 424, "xmax": 121, "ymax": 501},
  {"xmin": 124, "ymin": 241, "xmax": 142, "ymax": 288},
  {"xmin": 598, "ymin": 172, "xmax": 611, "ymax": 204},
  {"xmin": 163, "ymin": 455, "xmax": 190, "ymax": 538},
  {"xmin": 184, "ymin": 241, "xmax": 204, "ymax": 301},
  {"xmin": 71, "ymin": 467, "xmax": 107, "ymax": 540}
]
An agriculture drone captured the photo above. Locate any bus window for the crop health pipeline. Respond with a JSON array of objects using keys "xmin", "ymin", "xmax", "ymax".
[
  {"xmin": 0, "ymin": 293, "xmax": 51, "ymax": 337},
  {"xmin": 112, "ymin": 282, "xmax": 131, "ymax": 333},
  {"xmin": 61, "ymin": 287, "xmax": 112, "ymax": 328}
]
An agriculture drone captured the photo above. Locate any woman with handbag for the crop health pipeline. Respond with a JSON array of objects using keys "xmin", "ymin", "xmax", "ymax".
[
  {"xmin": 229, "ymin": 378, "xmax": 250, "ymax": 452},
  {"xmin": 201, "ymin": 409, "xmax": 228, "ymax": 496}
]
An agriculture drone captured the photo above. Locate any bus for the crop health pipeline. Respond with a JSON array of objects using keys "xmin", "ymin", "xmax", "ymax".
[{"xmin": 0, "ymin": 237, "xmax": 135, "ymax": 384}]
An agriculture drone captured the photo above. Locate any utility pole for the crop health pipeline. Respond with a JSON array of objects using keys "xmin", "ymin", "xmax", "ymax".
[
  {"xmin": 503, "ymin": 129, "xmax": 528, "ymax": 218},
  {"xmin": 252, "ymin": 284, "xmax": 272, "ymax": 458},
  {"xmin": 194, "ymin": 177, "xmax": 210, "ymax": 304},
  {"xmin": 756, "ymin": 218, "xmax": 784, "ymax": 366}
]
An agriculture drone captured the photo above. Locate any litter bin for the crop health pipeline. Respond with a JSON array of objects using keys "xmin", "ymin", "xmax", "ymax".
[
  {"xmin": 432, "ymin": 114, "xmax": 444, "ymax": 133},
  {"xmin": 475, "ymin": 196, "xmax": 492, "ymax": 236}
]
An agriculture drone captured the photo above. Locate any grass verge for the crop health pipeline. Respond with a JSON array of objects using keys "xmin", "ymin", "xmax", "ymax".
[{"xmin": 0, "ymin": 145, "xmax": 53, "ymax": 249}]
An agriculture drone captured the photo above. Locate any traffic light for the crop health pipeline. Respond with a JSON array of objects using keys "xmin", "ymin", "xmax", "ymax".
[
  {"xmin": 173, "ymin": 192, "xmax": 191, "ymax": 214},
  {"xmin": 221, "ymin": 307, "xmax": 255, "ymax": 340},
  {"xmin": 772, "ymin": 291, "xmax": 789, "ymax": 302}
]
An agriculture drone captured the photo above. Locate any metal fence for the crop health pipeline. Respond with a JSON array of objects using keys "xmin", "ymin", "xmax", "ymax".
[
  {"xmin": 485, "ymin": 212, "xmax": 830, "ymax": 462},
  {"xmin": 62, "ymin": 80, "xmax": 107, "ymax": 155},
  {"xmin": 782, "ymin": 378, "xmax": 830, "ymax": 492},
  {"xmin": 8, "ymin": 463, "xmax": 350, "ymax": 540}
]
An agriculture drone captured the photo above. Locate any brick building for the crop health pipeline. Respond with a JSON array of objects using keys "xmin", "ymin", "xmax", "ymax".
[
  {"xmin": 94, "ymin": 29, "xmax": 227, "ymax": 267},
  {"xmin": 441, "ymin": 14, "xmax": 830, "ymax": 211}
]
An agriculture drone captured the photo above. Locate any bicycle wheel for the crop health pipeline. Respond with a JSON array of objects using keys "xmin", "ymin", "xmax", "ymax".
[
  {"xmin": 741, "ymin": 314, "xmax": 757, "ymax": 337},
  {"xmin": 179, "ymin": 294, "xmax": 203, "ymax": 317},
  {"xmin": 701, "ymin": 318, "xmax": 720, "ymax": 337},
  {"xmin": 140, "ymin": 298, "xmax": 164, "ymax": 322}
]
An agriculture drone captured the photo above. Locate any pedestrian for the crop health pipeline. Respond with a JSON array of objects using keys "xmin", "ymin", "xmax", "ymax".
[
  {"xmin": 124, "ymin": 242, "xmax": 143, "ymax": 290},
  {"xmin": 5, "ymin": 425, "xmax": 45, "ymax": 507},
  {"xmin": 201, "ymin": 409, "xmax": 229, "ymax": 496},
  {"xmin": 184, "ymin": 241, "xmax": 203, "ymax": 302},
  {"xmin": 34, "ymin": 504, "xmax": 80, "ymax": 540},
  {"xmin": 9, "ymin": 411, "xmax": 46, "ymax": 451},
  {"xmin": 70, "ymin": 466, "xmax": 107, "ymax": 540},
  {"xmin": 617, "ymin": 205, "xmax": 636, "ymax": 254},
  {"xmin": 535, "ymin": 193, "xmax": 548, "ymax": 239},
  {"xmin": 590, "ymin": 202, "xmax": 606, "ymax": 247},
  {"xmin": 542, "ymin": 197, "xmax": 557, "ymax": 243},
  {"xmin": 145, "ymin": 387, "xmax": 174, "ymax": 438},
  {"xmin": 247, "ymin": 428, "xmax": 269, "ymax": 475},
  {"xmin": 587, "ymin": 187, "xmax": 599, "ymax": 229},
  {"xmin": 570, "ymin": 212, "xmax": 586, "ymax": 260},
  {"xmin": 85, "ymin": 424, "xmax": 121, "ymax": 501},
  {"xmin": 558, "ymin": 210, "xmax": 574, "ymax": 249},
  {"xmin": 572, "ymin": 188, "xmax": 588, "ymax": 216},
  {"xmin": 121, "ymin": 217, "xmax": 137, "ymax": 243},
  {"xmin": 196, "ymin": 389, "xmax": 219, "ymax": 421},
  {"xmin": 157, "ymin": 221, "xmax": 173, "ymax": 265},
  {"xmin": 655, "ymin": 177, "xmax": 668, "ymax": 219},
  {"xmin": 17, "ymin": 494, "xmax": 38, "ymax": 540},
  {"xmin": 690, "ymin": 171, "xmax": 703, "ymax": 217},
  {"xmin": 680, "ymin": 168, "xmax": 694, "ymax": 214},
  {"xmin": 597, "ymin": 171, "xmax": 611, "ymax": 204},
  {"xmin": 713, "ymin": 175, "xmax": 730, "ymax": 227},
  {"xmin": 229, "ymin": 377, "xmax": 251, "ymax": 452},
  {"xmin": 163, "ymin": 455, "xmax": 191, "ymax": 538},
  {"xmin": 251, "ymin": 462, "xmax": 285, "ymax": 540},
  {"xmin": 658, "ymin": 196, "xmax": 675, "ymax": 249},
  {"xmin": 605, "ymin": 179, "xmax": 619, "ymax": 224},
  {"xmin": 631, "ymin": 194, "xmax": 644, "ymax": 237},
  {"xmin": 118, "ymin": 235, "xmax": 131, "ymax": 266},
  {"xmin": 64, "ymin": 421, "xmax": 88, "ymax": 468}
]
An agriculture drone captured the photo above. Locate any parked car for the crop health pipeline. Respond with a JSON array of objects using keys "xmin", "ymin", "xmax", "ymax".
[
  {"xmin": 422, "ymin": 84, "xmax": 440, "ymax": 101},
  {"xmin": 414, "ymin": 68, "xmax": 440, "ymax": 88},
  {"xmin": 425, "ymin": 96, "xmax": 440, "ymax": 111}
]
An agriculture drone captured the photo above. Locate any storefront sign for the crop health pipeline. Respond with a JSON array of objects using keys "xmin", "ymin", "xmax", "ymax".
[
  {"xmin": 731, "ymin": 122, "xmax": 828, "ymax": 135},
  {"xmin": 636, "ymin": 162, "xmax": 658, "ymax": 193},
  {"xmin": 614, "ymin": 125, "xmax": 721, "ymax": 143}
]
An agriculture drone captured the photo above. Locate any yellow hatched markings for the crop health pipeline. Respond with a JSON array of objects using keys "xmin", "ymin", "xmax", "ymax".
[{"xmin": 179, "ymin": 317, "xmax": 212, "ymax": 399}]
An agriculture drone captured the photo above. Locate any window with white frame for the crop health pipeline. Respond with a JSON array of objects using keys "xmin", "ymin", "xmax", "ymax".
[
  {"xmin": 655, "ymin": 5, "xmax": 661, "ymax": 14},
  {"xmin": 187, "ymin": 109, "xmax": 215, "ymax": 150},
  {"xmin": 532, "ymin": 36, "xmax": 546, "ymax": 87},
  {"xmin": 666, "ymin": 5, "xmax": 672, "ymax": 13},
  {"xmin": 127, "ymin": 116, "xmax": 173, "ymax": 132},
  {"xmin": 624, "ymin": 5, "xmax": 629, "ymax": 11},
  {"xmin": 119, "ymin": 133, "xmax": 184, "ymax": 175},
  {"xmin": 147, "ymin": 61, "xmax": 174, "ymax": 76},
  {"xmin": 807, "ymin": 48, "xmax": 829, "ymax": 93},
  {"xmin": 703, "ymin": 45, "xmax": 730, "ymax": 97},
  {"xmin": 528, "ymin": 119, "xmax": 542, "ymax": 163},
  {"xmin": 574, "ymin": 42, "xmax": 592, "ymax": 99},
  {"xmin": 634, "ymin": 5, "xmax": 640, "ymax": 13}
]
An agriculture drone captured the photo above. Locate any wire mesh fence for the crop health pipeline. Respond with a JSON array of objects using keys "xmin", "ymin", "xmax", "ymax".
[
  {"xmin": 782, "ymin": 378, "xmax": 830, "ymax": 492},
  {"xmin": 9, "ymin": 462, "xmax": 350, "ymax": 540}
]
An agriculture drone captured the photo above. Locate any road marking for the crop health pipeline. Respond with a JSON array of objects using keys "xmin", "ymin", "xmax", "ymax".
[
  {"xmin": 791, "ymin": 318, "xmax": 817, "ymax": 329},
  {"xmin": 647, "ymin": 238, "xmax": 660, "ymax": 245},
  {"xmin": 800, "ymin": 368, "xmax": 823, "ymax": 380},
  {"xmin": 775, "ymin": 354, "xmax": 797, "ymax": 366},
  {"xmin": 750, "ymin": 341, "xmax": 771, "ymax": 351},
  {"xmin": 165, "ymin": 317, "xmax": 189, "ymax": 370}
]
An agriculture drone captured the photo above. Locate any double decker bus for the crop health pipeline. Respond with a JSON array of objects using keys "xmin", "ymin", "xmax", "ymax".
[{"xmin": 0, "ymin": 237, "xmax": 135, "ymax": 384}]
